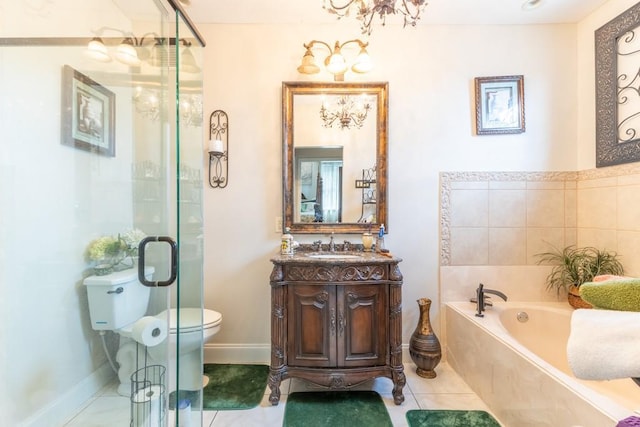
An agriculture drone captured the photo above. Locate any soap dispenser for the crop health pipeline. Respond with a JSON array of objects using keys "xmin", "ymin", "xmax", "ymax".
[
  {"xmin": 375, "ymin": 224, "xmax": 386, "ymax": 252},
  {"xmin": 281, "ymin": 227, "xmax": 294, "ymax": 256}
]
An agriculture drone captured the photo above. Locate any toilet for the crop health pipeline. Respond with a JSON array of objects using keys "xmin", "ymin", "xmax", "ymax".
[
  {"xmin": 84, "ymin": 268, "xmax": 222, "ymax": 396},
  {"xmin": 147, "ymin": 307, "xmax": 222, "ymax": 392}
]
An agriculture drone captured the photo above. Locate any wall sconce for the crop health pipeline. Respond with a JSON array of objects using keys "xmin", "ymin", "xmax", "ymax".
[
  {"xmin": 297, "ymin": 39, "xmax": 372, "ymax": 81},
  {"xmin": 85, "ymin": 27, "xmax": 200, "ymax": 73},
  {"xmin": 208, "ymin": 110, "xmax": 229, "ymax": 189}
]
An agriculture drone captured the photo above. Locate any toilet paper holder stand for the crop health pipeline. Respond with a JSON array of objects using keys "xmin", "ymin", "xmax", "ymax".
[{"xmin": 130, "ymin": 348, "xmax": 166, "ymax": 426}]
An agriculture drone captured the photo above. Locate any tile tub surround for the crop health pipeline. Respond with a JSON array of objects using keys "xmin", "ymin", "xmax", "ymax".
[
  {"xmin": 440, "ymin": 165, "xmax": 640, "ymax": 276},
  {"xmin": 445, "ymin": 302, "xmax": 638, "ymax": 427}
]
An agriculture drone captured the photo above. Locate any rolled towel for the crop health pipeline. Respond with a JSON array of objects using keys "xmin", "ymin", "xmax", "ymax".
[
  {"xmin": 580, "ymin": 278, "xmax": 640, "ymax": 312},
  {"xmin": 592, "ymin": 274, "xmax": 633, "ymax": 282},
  {"xmin": 567, "ymin": 309, "xmax": 640, "ymax": 380}
]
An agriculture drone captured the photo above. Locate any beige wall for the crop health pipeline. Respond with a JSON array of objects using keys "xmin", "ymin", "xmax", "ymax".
[
  {"xmin": 201, "ymin": 22, "xmax": 580, "ymax": 362},
  {"xmin": 201, "ymin": 0, "xmax": 639, "ymax": 363}
]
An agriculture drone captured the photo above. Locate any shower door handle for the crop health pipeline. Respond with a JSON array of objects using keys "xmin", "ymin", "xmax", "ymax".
[{"xmin": 138, "ymin": 236, "xmax": 178, "ymax": 287}]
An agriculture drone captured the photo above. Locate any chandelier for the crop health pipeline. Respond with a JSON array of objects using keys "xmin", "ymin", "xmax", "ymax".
[
  {"xmin": 323, "ymin": 0, "xmax": 428, "ymax": 35},
  {"xmin": 320, "ymin": 95, "xmax": 372, "ymax": 130}
]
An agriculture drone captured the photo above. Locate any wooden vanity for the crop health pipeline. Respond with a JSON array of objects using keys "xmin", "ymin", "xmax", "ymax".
[{"xmin": 268, "ymin": 251, "xmax": 405, "ymax": 405}]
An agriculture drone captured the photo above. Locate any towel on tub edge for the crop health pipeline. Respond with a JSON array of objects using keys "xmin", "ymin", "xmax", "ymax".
[
  {"xmin": 580, "ymin": 276, "xmax": 640, "ymax": 312},
  {"xmin": 567, "ymin": 308, "xmax": 640, "ymax": 380}
]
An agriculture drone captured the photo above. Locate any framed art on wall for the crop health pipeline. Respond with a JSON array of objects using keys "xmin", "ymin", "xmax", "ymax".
[
  {"xmin": 474, "ymin": 75, "xmax": 525, "ymax": 135},
  {"xmin": 61, "ymin": 65, "xmax": 115, "ymax": 157}
]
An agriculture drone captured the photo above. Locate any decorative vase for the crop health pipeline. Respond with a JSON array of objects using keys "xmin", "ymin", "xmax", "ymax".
[
  {"xmin": 409, "ymin": 298, "xmax": 442, "ymax": 378},
  {"xmin": 93, "ymin": 263, "xmax": 114, "ymax": 276},
  {"xmin": 568, "ymin": 285, "xmax": 592, "ymax": 309},
  {"xmin": 362, "ymin": 233, "xmax": 374, "ymax": 251}
]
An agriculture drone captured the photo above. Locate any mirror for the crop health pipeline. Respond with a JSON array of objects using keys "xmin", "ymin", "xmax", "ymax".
[{"xmin": 283, "ymin": 81, "xmax": 388, "ymax": 234}]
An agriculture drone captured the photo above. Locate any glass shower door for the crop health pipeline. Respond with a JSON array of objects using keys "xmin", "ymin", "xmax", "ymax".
[{"xmin": 0, "ymin": 1, "xmax": 205, "ymax": 426}]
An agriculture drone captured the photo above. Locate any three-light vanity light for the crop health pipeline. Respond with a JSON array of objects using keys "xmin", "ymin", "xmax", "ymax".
[{"xmin": 297, "ymin": 39, "xmax": 372, "ymax": 81}]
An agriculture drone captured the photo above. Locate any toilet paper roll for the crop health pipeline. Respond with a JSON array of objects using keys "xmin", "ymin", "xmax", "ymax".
[
  {"xmin": 131, "ymin": 316, "xmax": 167, "ymax": 347},
  {"xmin": 132, "ymin": 385, "xmax": 163, "ymax": 427}
]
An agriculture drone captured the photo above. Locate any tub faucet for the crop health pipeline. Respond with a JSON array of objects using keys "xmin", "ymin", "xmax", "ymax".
[{"xmin": 474, "ymin": 283, "xmax": 507, "ymax": 317}]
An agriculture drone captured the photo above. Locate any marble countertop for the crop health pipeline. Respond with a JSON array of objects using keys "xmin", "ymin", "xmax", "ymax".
[{"xmin": 270, "ymin": 250, "xmax": 402, "ymax": 264}]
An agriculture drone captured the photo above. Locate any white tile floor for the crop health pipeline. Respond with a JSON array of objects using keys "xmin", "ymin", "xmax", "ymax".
[{"xmin": 64, "ymin": 362, "xmax": 502, "ymax": 427}]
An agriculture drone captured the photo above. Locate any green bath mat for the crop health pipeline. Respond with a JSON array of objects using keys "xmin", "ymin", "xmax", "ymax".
[
  {"xmin": 406, "ymin": 409, "xmax": 501, "ymax": 427},
  {"xmin": 283, "ymin": 391, "xmax": 393, "ymax": 427},
  {"xmin": 169, "ymin": 363, "xmax": 269, "ymax": 410}
]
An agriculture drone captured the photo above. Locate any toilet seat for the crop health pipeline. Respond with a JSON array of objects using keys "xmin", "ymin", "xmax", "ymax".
[{"xmin": 156, "ymin": 308, "xmax": 222, "ymax": 334}]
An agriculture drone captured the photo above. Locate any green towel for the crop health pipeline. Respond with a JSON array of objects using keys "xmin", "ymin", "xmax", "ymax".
[{"xmin": 580, "ymin": 279, "xmax": 640, "ymax": 311}]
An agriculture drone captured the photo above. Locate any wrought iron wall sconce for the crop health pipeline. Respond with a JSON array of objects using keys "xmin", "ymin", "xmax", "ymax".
[
  {"xmin": 208, "ymin": 110, "xmax": 229, "ymax": 188},
  {"xmin": 297, "ymin": 39, "xmax": 372, "ymax": 81}
]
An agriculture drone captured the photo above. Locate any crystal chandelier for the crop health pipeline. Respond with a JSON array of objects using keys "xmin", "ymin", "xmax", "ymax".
[
  {"xmin": 320, "ymin": 95, "xmax": 372, "ymax": 130},
  {"xmin": 323, "ymin": 0, "xmax": 428, "ymax": 35}
]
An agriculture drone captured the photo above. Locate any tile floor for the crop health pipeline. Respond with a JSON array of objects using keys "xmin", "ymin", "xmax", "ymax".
[{"xmin": 64, "ymin": 362, "xmax": 502, "ymax": 427}]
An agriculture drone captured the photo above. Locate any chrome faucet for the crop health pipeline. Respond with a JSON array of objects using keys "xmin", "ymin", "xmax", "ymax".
[
  {"xmin": 329, "ymin": 233, "xmax": 335, "ymax": 252},
  {"xmin": 474, "ymin": 283, "xmax": 507, "ymax": 317},
  {"xmin": 343, "ymin": 240, "xmax": 352, "ymax": 252},
  {"xmin": 312, "ymin": 240, "xmax": 322, "ymax": 252}
]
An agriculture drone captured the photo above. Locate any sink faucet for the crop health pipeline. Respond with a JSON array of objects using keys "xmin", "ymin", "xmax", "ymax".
[
  {"xmin": 474, "ymin": 283, "xmax": 507, "ymax": 317},
  {"xmin": 312, "ymin": 240, "xmax": 322, "ymax": 252},
  {"xmin": 343, "ymin": 240, "xmax": 352, "ymax": 252},
  {"xmin": 329, "ymin": 233, "xmax": 335, "ymax": 252}
]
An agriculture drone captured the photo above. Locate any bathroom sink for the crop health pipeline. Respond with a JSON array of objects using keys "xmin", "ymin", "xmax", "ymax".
[{"xmin": 305, "ymin": 253, "xmax": 363, "ymax": 259}]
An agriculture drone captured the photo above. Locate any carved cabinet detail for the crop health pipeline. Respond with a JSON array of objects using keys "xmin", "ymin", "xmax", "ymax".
[{"xmin": 268, "ymin": 254, "xmax": 405, "ymax": 406}]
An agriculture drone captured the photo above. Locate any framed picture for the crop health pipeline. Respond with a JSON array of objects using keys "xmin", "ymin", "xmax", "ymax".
[
  {"xmin": 474, "ymin": 75, "xmax": 525, "ymax": 135},
  {"xmin": 595, "ymin": 2, "xmax": 640, "ymax": 167},
  {"xmin": 61, "ymin": 65, "xmax": 115, "ymax": 156}
]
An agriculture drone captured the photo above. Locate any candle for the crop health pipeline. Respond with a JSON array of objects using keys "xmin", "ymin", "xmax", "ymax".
[{"xmin": 208, "ymin": 139, "xmax": 224, "ymax": 154}]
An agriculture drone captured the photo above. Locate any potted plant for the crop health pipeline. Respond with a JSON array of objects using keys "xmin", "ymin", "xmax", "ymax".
[
  {"xmin": 535, "ymin": 245, "xmax": 624, "ymax": 308},
  {"xmin": 86, "ymin": 229, "xmax": 147, "ymax": 275}
]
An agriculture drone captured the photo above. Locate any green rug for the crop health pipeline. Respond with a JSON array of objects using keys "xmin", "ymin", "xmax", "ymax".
[
  {"xmin": 283, "ymin": 391, "xmax": 393, "ymax": 427},
  {"xmin": 169, "ymin": 364, "xmax": 269, "ymax": 410},
  {"xmin": 406, "ymin": 410, "xmax": 501, "ymax": 427}
]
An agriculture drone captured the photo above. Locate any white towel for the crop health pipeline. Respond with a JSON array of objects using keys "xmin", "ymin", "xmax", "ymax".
[{"xmin": 567, "ymin": 309, "xmax": 640, "ymax": 380}]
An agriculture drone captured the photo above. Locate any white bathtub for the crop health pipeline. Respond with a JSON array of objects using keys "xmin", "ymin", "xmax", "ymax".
[{"xmin": 446, "ymin": 301, "xmax": 640, "ymax": 427}]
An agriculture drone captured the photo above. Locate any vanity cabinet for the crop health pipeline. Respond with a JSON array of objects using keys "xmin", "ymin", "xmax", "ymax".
[
  {"xmin": 288, "ymin": 283, "xmax": 387, "ymax": 368},
  {"xmin": 268, "ymin": 253, "xmax": 405, "ymax": 405}
]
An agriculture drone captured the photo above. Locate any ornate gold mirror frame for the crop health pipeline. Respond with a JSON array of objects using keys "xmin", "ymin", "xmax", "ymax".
[{"xmin": 282, "ymin": 81, "xmax": 388, "ymax": 234}]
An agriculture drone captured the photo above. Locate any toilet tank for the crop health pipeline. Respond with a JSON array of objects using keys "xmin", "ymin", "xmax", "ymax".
[{"xmin": 84, "ymin": 267, "xmax": 155, "ymax": 331}]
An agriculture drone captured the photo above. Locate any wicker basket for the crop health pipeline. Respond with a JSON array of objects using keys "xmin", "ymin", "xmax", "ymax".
[{"xmin": 568, "ymin": 285, "xmax": 592, "ymax": 309}]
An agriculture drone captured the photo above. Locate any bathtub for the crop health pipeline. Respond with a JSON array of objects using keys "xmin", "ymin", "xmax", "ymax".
[{"xmin": 445, "ymin": 301, "xmax": 640, "ymax": 427}]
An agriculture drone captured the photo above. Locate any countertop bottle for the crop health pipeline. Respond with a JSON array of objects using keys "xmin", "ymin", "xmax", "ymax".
[
  {"xmin": 375, "ymin": 224, "xmax": 386, "ymax": 252},
  {"xmin": 281, "ymin": 227, "xmax": 294, "ymax": 255}
]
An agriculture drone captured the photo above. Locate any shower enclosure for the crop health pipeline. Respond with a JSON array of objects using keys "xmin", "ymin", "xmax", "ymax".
[{"xmin": 0, "ymin": 1, "xmax": 205, "ymax": 426}]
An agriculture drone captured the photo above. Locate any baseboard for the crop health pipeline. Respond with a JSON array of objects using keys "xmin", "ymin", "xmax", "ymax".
[
  {"xmin": 205, "ymin": 343, "xmax": 413, "ymax": 365},
  {"xmin": 204, "ymin": 343, "xmax": 271, "ymax": 364},
  {"xmin": 21, "ymin": 362, "xmax": 114, "ymax": 427}
]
